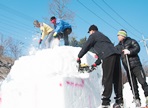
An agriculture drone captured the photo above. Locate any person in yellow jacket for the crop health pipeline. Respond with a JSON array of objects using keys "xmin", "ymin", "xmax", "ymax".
[{"xmin": 33, "ymin": 20, "xmax": 59, "ymax": 48}]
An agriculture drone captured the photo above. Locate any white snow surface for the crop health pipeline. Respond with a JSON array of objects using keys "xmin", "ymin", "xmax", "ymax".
[{"xmin": 0, "ymin": 46, "xmax": 147, "ymax": 108}]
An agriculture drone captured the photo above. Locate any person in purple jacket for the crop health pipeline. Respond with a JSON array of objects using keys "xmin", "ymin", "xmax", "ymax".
[{"xmin": 50, "ymin": 16, "xmax": 72, "ymax": 45}]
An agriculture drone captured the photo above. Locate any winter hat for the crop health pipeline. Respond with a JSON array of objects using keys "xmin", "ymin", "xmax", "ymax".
[
  {"xmin": 88, "ymin": 25, "xmax": 98, "ymax": 33},
  {"xmin": 117, "ymin": 30, "xmax": 127, "ymax": 37}
]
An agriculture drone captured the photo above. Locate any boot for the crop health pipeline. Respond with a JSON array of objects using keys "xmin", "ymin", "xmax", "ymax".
[
  {"xmin": 134, "ymin": 99, "xmax": 141, "ymax": 107},
  {"xmin": 113, "ymin": 103, "xmax": 124, "ymax": 108},
  {"xmin": 101, "ymin": 105, "xmax": 110, "ymax": 108},
  {"xmin": 146, "ymin": 96, "xmax": 148, "ymax": 106}
]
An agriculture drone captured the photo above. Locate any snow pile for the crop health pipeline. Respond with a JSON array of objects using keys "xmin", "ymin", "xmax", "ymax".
[
  {"xmin": 0, "ymin": 46, "xmax": 147, "ymax": 108},
  {"xmin": 0, "ymin": 46, "xmax": 103, "ymax": 108}
]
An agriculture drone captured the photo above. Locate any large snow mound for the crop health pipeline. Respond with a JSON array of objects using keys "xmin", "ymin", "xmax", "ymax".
[
  {"xmin": 0, "ymin": 46, "xmax": 103, "ymax": 108},
  {"xmin": 0, "ymin": 46, "xmax": 147, "ymax": 108}
]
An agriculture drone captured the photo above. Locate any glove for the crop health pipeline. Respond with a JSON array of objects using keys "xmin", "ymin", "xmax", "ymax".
[
  {"xmin": 53, "ymin": 32, "xmax": 57, "ymax": 37},
  {"xmin": 95, "ymin": 59, "xmax": 101, "ymax": 65},
  {"xmin": 89, "ymin": 63, "xmax": 97, "ymax": 72},
  {"xmin": 94, "ymin": 54, "xmax": 98, "ymax": 58},
  {"xmin": 39, "ymin": 39, "xmax": 42, "ymax": 44},
  {"xmin": 123, "ymin": 49, "xmax": 130, "ymax": 55},
  {"xmin": 77, "ymin": 58, "xmax": 81, "ymax": 64}
]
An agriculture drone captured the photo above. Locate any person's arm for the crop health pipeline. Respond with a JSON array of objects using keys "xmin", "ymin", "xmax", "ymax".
[
  {"xmin": 115, "ymin": 44, "xmax": 123, "ymax": 54},
  {"xmin": 44, "ymin": 23, "xmax": 53, "ymax": 34},
  {"xmin": 78, "ymin": 35, "xmax": 95, "ymax": 58},
  {"xmin": 54, "ymin": 20, "xmax": 63, "ymax": 33},
  {"xmin": 40, "ymin": 26, "xmax": 46, "ymax": 40},
  {"xmin": 129, "ymin": 39, "xmax": 140, "ymax": 55}
]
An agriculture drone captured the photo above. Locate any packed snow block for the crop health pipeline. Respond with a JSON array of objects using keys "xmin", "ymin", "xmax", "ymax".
[
  {"xmin": 29, "ymin": 75, "xmax": 102, "ymax": 108},
  {"xmin": 0, "ymin": 46, "xmax": 103, "ymax": 108},
  {"xmin": 0, "ymin": 75, "xmax": 102, "ymax": 108},
  {"xmin": 62, "ymin": 77, "xmax": 101, "ymax": 108}
]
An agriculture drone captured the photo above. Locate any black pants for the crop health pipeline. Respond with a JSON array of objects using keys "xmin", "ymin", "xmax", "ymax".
[
  {"xmin": 57, "ymin": 28, "xmax": 72, "ymax": 45},
  {"xmin": 125, "ymin": 65, "xmax": 148, "ymax": 100},
  {"xmin": 63, "ymin": 28, "xmax": 72, "ymax": 45},
  {"xmin": 102, "ymin": 54, "xmax": 123, "ymax": 105}
]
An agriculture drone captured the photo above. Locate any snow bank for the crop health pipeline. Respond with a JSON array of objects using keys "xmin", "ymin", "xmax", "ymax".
[
  {"xmin": 0, "ymin": 46, "xmax": 147, "ymax": 108},
  {"xmin": 0, "ymin": 46, "xmax": 103, "ymax": 108}
]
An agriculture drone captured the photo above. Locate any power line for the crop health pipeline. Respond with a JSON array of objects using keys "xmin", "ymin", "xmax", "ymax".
[
  {"xmin": 65, "ymin": 6, "xmax": 91, "ymax": 25},
  {"xmin": 0, "ymin": 26, "xmax": 32, "ymax": 46},
  {"xmin": 92, "ymin": 0, "xmax": 141, "ymax": 40},
  {"xmin": 76, "ymin": 0, "xmax": 119, "ymax": 43},
  {"xmin": 102, "ymin": 0, "xmax": 143, "ymax": 35},
  {"xmin": 77, "ymin": 0, "xmax": 118, "ymax": 31},
  {"xmin": 0, "ymin": 3, "xmax": 34, "ymax": 22},
  {"xmin": 101, "ymin": 0, "xmax": 147, "ymax": 58},
  {"xmin": 92, "ymin": 0, "xmax": 126, "ymax": 28},
  {"xmin": 0, "ymin": 17, "xmax": 33, "ymax": 34},
  {"xmin": 0, "ymin": 14, "xmax": 33, "ymax": 30},
  {"xmin": 76, "ymin": 0, "xmax": 146, "ymax": 59},
  {"xmin": 0, "ymin": 27, "xmax": 25, "ymax": 39},
  {"xmin": 0, "ymin": 31, "xmax": 29, "ymax": 50},
  {"xmin": 0, "ymin": 3, "xmax": 37, "ymax": 51}
]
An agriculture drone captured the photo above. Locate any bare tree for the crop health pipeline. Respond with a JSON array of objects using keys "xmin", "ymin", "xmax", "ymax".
[
  {"xmin": 0, "ymin": 34, "xmax": 24, "ymax": 59},
  {"xmin": 9, "ymin": 41, "xmax": 24, "ymax": 60},
  {"xmin": 49, "ymin": 0, "xmax": 75, "ymax": 22},
  {"xmin": 0, "ymin": 34, "xmax": 12, "ymax": 55},
  {"xmin": 0, "ymin": 46, "xmax": 4, "ymax": 55}
]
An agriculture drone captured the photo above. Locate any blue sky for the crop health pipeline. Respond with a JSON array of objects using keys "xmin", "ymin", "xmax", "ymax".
[{"xmin": 0, "ymin": 0, "xmax": 148, "ymax": 62}]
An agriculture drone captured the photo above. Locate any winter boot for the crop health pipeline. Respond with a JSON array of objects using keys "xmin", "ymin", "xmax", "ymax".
[
  {"xmin": 134, "ymin": 99, "xmax": 141, "ymax": 107},
  {"xmin": 113, "ymin": 103, "xmax": 123, "ymax": 108},
  {"xmin": 146, "ymin": 96, "xmax": 148, "ymax": 106},
  {"xmin": 101, "ymin": 105, "xmax": 110, "ymax": 108}
]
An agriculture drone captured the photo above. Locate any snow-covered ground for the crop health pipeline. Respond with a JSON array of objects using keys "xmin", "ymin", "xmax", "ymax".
[{"xmin": 0, "ymin": 46, "xmax": 147, "ymax": 108}]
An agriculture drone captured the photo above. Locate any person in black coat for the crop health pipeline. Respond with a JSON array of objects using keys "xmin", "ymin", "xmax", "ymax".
[
  {"xmin": 116, "ymin": 29, "xmax": 148, "ymax": 107},
  {"xmin": 77, "ymin": 25, "xmax": 123, "ymax": 108}
]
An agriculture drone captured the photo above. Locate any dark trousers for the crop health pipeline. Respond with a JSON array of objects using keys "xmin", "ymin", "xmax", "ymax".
[
  {"xmin": 102, "ymin": 54, "xmax": 123, "ymax": 105},
  {"xmin": 57, "ymin": 28, "xmax": 72, "ymax": 46},
  {"xmin": 125, "ymin": 65, "xmax": 148, "ymax": 100},
  {"xmin": 63, "ymin": 28, "xmax": 72, "ymax": 45}
]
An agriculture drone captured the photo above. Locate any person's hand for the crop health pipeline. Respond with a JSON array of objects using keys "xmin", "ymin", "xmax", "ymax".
[
  {"xmin": 89, "ymin": 63, "xmax": 97, "ymax": 72},
  {"xmin": 53, "ymin": 32, "xmax": 57, "ymax": 37},
  {"xmin": 39, "ymin": 39, "xmax": 42, "ymax": 44},
  {"xmin": 94, "ymin": 54, "xmax": 98, "ymax": 59},
  {"xmin": 122, "ymin": 49, "xmax": 130, "ymax": 55},
  {"xmin": 95, "ymin": 59, "xmax": 101, "ymax": 65},
  {"xmin": 77, "ymin": 58, "xmax": 81, "ymax": 64}
]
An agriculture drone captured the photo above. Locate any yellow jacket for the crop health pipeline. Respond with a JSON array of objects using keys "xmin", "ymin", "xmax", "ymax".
[{"xmin": 40, "ymin": 23, "xmax": 53, "ymax": 40}]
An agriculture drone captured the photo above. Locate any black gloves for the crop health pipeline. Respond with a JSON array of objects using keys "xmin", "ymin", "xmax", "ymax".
[{"xmin": 95, "ymin": 59, "xmax": 101, "ymax": 65}]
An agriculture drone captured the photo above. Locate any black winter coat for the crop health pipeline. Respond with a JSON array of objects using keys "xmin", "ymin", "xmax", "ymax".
[
  {"xmin": 78, "ymin": 31, "xmax": 120, "ymax": 64},
  {"xmin": 116, "ymin": 37, "xmax": 142, "ymax": 69}
]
